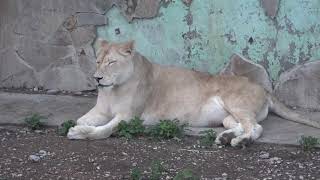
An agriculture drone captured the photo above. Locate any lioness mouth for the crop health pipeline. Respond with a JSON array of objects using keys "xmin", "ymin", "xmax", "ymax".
[{"xmin": 97, "ymin": 83, "xmax": 114, "ymax": 88}]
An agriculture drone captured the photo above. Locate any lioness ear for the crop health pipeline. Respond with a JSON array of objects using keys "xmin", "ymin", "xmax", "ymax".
[{"xmin": 122, "ymin": 40, "xmax": 135, "ymax": 55}]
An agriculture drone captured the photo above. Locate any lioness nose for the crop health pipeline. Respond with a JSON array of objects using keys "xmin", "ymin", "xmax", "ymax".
[{"xmin": 94, "ymin": 77, "xmax": 103, "ymax": 83}]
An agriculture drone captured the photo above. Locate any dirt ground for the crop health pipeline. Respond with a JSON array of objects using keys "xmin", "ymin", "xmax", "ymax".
[{"xmin": 0, "ymin": 126, "xmax": 319, "ymax": 180}]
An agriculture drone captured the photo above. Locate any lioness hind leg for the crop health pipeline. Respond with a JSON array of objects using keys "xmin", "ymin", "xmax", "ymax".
[
  {"xmin": 230, "ymin": 124, "xmax": 263, "ymax": 147},
  {"xmin": 228, "ymin": 110, "xmax": 263, "ymax": 147},
  {"xmin": 222, "ymin": 115, "xmax": 238, "ymax": 129},
  {"xmin": 215, "ymin": 116, "xmax": 243, "ymax": 145}
]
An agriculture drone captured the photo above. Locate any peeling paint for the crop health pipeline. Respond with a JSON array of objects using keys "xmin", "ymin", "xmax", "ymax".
[
  {"xmin": 182, "ymin": 0, "xmax": 193, "ymax": 7},
  {"xmin": 97, "ymin": 0, "xmax": 320, "ymax": 80},
  {"xmin": 260, "ymin": 0, "xmax": 279, "ymax": 19}
]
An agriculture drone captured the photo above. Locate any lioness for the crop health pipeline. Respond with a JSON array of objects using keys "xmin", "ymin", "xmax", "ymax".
[{"xmin": 67, "ymin": 40, "xmax": 320, "ymax": 147}]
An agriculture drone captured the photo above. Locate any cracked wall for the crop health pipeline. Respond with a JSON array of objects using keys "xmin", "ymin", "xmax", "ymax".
[
  {"xmin": 97, "ymin": 0, "xmax": 320, "ymax": 81},
  {"xmin": 0, "ymin": 0, "xmax": 320, "ymax": 92}
]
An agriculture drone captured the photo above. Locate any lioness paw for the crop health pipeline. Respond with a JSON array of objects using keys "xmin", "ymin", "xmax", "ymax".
[
  {"xmin": 67, "ymin": 125, "xmax": 95, "ymax": 140},
  {"xmin": 215, "ymin": 132, "xmax": 236, "ymax": 145},
  {"xmin": 230, "ymin": 136, "xmax": 252, "ymax": 147}
]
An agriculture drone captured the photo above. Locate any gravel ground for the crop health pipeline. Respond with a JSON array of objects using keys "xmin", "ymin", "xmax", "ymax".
[{"xmin": 0, "ymin": 126, "xmax": 319, "ymax": 180}]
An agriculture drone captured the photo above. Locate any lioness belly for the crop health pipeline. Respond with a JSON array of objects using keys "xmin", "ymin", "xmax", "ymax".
[
  {"xmin": 141, "ymin": 96, "xmax": 229, "ymax": 127},
  {"xmin": 190, "ymin": 96, "xmax": 229, "ymax": 127}
]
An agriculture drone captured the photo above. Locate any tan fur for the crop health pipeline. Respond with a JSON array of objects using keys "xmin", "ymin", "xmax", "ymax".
[{"xmin": 67, "ymin": 40, "xmax": 320, "ymax": 146}]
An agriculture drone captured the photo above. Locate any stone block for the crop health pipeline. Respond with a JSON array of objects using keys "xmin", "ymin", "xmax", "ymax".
[
  {"xmin": 0, "ymin": 49, "xmax": 37, "ymax": 88},
  {"xmin": 76, "ymin": 13, "xmax": 108, "ymax": 27}
]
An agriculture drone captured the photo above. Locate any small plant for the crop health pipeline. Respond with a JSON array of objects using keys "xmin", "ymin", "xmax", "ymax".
[
  {"xmin": 150, "ymin": 160, "xmax": 165, "ymax": 180},
  {"xmin": 299, "ymin": 135, "xmax": 319, "ymax": 151},
  {"xmin": 130, "ymin": 167, "xmax": 142, "ymax": 180},
  {"xmin": 58, "ymin": 120, "xmax": 76, "ymax": 136},
  {"xmin": 173, "ymin": 169, "xmax": 199, "ymax": 180},
  {"xmin": 199, "ymin": 129, "xmax": 216, "ymax": 147},
  {"xmin": 117, "ymin": 117, "xmax": 145, "ymax": 139},
  {"xmin": 147, "ymin": 119, "xmax": 186, "ymax": 139},
  {"xmin": 24, "ymin": 113, "xmax": 46, "ymax": 130}
]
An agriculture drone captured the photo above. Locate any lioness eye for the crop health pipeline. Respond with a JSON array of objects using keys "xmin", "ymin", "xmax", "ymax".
[{"xmin": 108, "ymin": 61, "xmax": 117, "ymax": 66}]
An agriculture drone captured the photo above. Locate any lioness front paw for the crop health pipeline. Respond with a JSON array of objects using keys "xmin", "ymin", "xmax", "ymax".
[{"xmin": 67, "ymin": 125, "xmax": 95, "ymax": 140}]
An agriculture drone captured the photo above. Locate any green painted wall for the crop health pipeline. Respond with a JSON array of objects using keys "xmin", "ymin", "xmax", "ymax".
[{"xmin": 97, "ymin": 0, "xmax": 320, "ymax": 80}]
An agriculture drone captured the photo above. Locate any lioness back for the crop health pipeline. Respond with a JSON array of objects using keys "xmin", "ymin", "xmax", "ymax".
[{"xmin": 141, "ymin": 63, "xmax": 266, "ymax": 126}]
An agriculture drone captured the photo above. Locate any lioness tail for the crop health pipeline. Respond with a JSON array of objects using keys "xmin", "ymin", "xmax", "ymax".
[{"xmin": 268, "ymin": 94, "xmax": 320, "ymax": 129}]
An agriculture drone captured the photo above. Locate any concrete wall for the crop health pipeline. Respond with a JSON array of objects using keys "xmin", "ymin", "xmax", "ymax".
[
  {"xmin": 97, "ymin": 0, "xmax": 320, "ymax": 81},
  {"xmin": 0, "ymin": 0, "xmax": 320, "ymax": 110}
]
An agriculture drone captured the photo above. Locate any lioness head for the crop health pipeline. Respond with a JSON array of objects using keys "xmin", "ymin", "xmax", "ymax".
[{"xmin": 94, "ymin": 40, "xmax": 135, "ymax": 88}]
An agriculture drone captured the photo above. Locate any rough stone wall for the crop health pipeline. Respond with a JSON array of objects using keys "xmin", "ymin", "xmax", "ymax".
[{"xmin": 0, "ymin": 0, "xmax": 161, "ymax": 91}]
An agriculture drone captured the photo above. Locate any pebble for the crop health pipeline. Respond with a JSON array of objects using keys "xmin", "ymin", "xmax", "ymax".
[
  {"xmin": 38, "ymin": 150, "xmax": 47, "ymax": 158},
  {"xmin": 34, "ymin": 130, "xmax": 44, "ymax": 134},
  {"xmin": 259, "ymin": 151, "xmax": 270, "ymax": 159},
  {"xmin": 29, "ymin": 155, "xmax": 40, "ymax": 162},
  {"xmin": 268, "ymin": 157, "xmax": 282, "ymax": 164},
  {"xmin": 298, "ymin": 163, "xmax": 304, "ymax": 169},
  {"xmin": 74, "ymin": 91, "xmax": 82, "ymax": 95},
  {"xmin": 47, "ymin": 89, "xmax": 59, "ymax": 95}
]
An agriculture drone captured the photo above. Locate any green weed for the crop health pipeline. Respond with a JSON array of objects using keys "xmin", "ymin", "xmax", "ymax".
[
  {"xmin": 150, "ymin": 160, "xmax": 165, "ymax": 180},
  {"xmin": 130, "ymin": 167, "xmax": 142, "ymax": 180},
  {"xmin": 173, "ymin": 169, "xmax": 199, "ymax": 180},
  {"xmin": 117, "ymin": 117, "xmax": 145, "ymax": 139},
  {"xmin": 58, "ymin": 120, "xmax": 76, "ymax": 136},
  {"xmin": 147, "ymin": 119, "xmax": 186, "ymax": 139},
  {"xmin": 24, "ymin": 113, "xmax": 46, "ymax": 130},
  {"xmin": 299, "ymin": 135, "xmax": 319, "ymax": 151},
  {"xmin": 199, "ymin": 129, "xmax": 216, "ymax": 147}
]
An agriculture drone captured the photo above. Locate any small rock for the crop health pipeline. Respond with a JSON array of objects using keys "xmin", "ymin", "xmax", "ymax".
[
  {"xmin": 38, "ymin": 150, "xmax": 47, "ymax": 158},
  {"xmin": 268, "ymin": 157, "xmax": 282, "ymax": 164},
  {"xmin": 11, "ymin": 173, "xmax": 23, "ymax": 177},
  {"xmin": 34, "ymin": 130, "xmax": 44, "ymax": 134},
  {"xmin": 74, "ymin": 91, "xmax": 82, "ymax": 95},
  {"xmin": 259, "ymin": 151, "xmax": 270, "ymax": 159},
  {"xmin": 29, "ymin": 155, "xmax": 40, "ymax": 162},
  {"xmin": 47, "ymin": 89, "xmax": 59, "ymax": 95},
  {"xmin": 222, "ymin": 173, "xmax": 228, "ymax": 177},
  {"xmin": 298, "ymin": 163, "xmax": 304, "ymax": 169}
]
